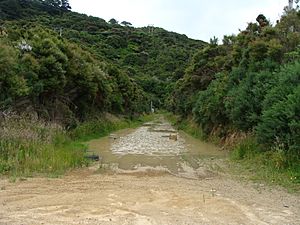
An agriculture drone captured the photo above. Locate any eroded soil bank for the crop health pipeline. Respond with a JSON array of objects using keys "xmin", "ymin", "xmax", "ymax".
[{"xmin": 0, "ymin": 118, "xmax": 299, "ymax": 225}]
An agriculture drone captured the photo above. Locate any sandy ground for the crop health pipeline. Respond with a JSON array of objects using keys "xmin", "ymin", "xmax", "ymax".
[
  {"xmin": 0, "ymin": 170, "xmax": 299, "ymax": 225},
  {"xmin": 0, "ymin": 120, "xmax": 299, "ymax": 224}
]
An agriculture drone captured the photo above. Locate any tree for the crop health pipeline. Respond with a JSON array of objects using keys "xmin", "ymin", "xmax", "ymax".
[
  {"xmin": 0, "ymin": 42, "xmax": 30, "ymax": 106},
  {"xmin": 43, "ymin": 0, "xmax": 71, "ymax": 10},
  {"xmin": 44, "ymin": 0, "xmax": 61, "ymax": 8},
  {"xmin": 256, "ymin": 14, "xmax": 269, "ymax": 28},
  {"xmin": 61, "ymin": 0, "xmax": 71, "ymax": 10},
  {"xmin": 108, "ymin": 18, "xmax": 118, "ymax": 25},
  {"xmin": 209, "ymin": 36, "xmax": 218, "ymax": 45},
  {"xmin": 121, "ymin": 21, "xmax": 132, "ymax": 27},
  {"xmin": 193, "ymin": 72, "xmax": 229, "ymax": 133}
]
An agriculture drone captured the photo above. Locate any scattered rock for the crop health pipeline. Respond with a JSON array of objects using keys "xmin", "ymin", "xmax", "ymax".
[
  {"xmin": 109, "ymin": 134, "xmax": 118, "ymax": 140},
  {"xmin": 85, "ymin": 154, "xmax": 101, "ymax": 161},
  {"xmin": 169, "ymin": 134, "xmax": 178, "ymax": 141},
  {"xmin": 111, "ymin": 125, "xmax": 185, "ymax": 156}
]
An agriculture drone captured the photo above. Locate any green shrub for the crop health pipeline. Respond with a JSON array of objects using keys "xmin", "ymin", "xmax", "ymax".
[
  {"xmin": 256, "ymin": 63, "xmax": 300, "ymax": 152},
  {"xmin": 230, "ymin": 137, "xmax": 260, "ymax": 160},
  {"xmin": 230, "ymin": 137, "xmax": 300, "ymax": 191},
  {"xmin": 193, "ymin": 72, "xmax": 229, "ymax": 133},
  {"xmin": 225, "ymin": 70, "xmax": 277, "ymax": 131}
]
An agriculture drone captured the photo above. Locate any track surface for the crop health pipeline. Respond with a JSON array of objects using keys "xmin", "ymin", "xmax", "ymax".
[{"xmin": 0, "ymin": 120, "xmax": 299, "ymax": 225}]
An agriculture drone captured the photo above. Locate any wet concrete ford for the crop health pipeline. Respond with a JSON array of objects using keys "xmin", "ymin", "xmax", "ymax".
[{"xmin": 88, "ymin": 118, "xmax": 225, "ymax": 179}]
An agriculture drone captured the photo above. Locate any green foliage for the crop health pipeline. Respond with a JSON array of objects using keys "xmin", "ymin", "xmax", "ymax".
[
  {"xmin": 109, "ymin": 18, "xmax": 118, "ymax": 25},
  {"xmin": 1, "ymin": 0, "xmax": 204, "ymax": 112},
  {"xmin": 256, "ymin": 14, "xmax": 269, "ymax": 28},
  {"xmin": 121, "ymin": 21, "xmax": 132, "ymax": 27},
  {"xmin": 225, "ymin": 70, "xmax": 277, "ymax": 131},
  {"xmin": 166, "ymin": 9, "xmax": 300, "ymax": 192},
  {"xmin": 193, "ymin": 73, "xmax": 229, "ymax": 133},
  {"xmin": 0, "ymin": 24, "xmax": 148, "ymax": 122},
  {"xmin": 230, "ymin": 137, "xmax": 261, "ymax": 160},
  {"xmin": 256, "ymin": 63, "xmax": 300, "ymax": 152},
  {"xmin": 0, "ymin": 41, "xmax": 30, "ymax": 106},
  {"xmin": 170, "ymin": 42, "xmax": 230, "ymax": 116},
  {"xmin": 69, "ymin": 118, "xmax": 131, "ymax": 141},
  {"xmin": 0, "ymin": 115, "xmax": 87, "ymax": 175},
  {"xmin": 171, "ymin": 9, "xmax": 300, "ymax": 161},
  {"xmin": 69, "ymin": 119, "xmax": 119, "ymax": 141},
  {"xmin": 164, "ymin": 112, "xmax": 204, "ymax": 140},
  {"xmin": 0, "ymin": 0, "xmax": 71, "ymax": 20},
  {"xmin": 230, "ymin": 137, "xmax": 300, "ymax": 192}
]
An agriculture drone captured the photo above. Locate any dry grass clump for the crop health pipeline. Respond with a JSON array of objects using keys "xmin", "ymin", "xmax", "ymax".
[
  {"xmin": 0, "ymin": 111, "xmax": 86, "ymax": 176},
  {"xmin": 0, "ymin": 112, "xmax": 62, "ymax": 143}
]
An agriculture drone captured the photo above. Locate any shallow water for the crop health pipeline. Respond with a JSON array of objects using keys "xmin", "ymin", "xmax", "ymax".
[{"xmin": 88, "ymin": 119, "xmax": 226, "ymax": 176}]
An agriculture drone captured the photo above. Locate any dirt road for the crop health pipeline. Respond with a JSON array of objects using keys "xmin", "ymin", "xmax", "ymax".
[{"xmin": 0, "ymin": 119, "xmax": 299, "ymax": 225}]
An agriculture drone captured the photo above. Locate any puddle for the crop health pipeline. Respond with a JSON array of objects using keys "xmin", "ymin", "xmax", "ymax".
[{"xmin": 88, "ymin": 119, "xmax": 227, "ymax": 178}]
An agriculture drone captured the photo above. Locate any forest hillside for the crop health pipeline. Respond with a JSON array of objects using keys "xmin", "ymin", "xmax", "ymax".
[{"xmin": 0, "ymin": 0, "xmax": 205, "ymax": 123}]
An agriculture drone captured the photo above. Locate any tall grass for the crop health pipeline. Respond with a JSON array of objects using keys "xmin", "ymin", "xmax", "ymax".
[
  {"xmin": 230, "ymin": 137, "xmax": 300, "ymax": 192},
  {"xmin": 0, "ymin": 113, "xmax": 154, "ymax": 176},
  {"xmin": 0, "ymin": 113, "xmax": 88, "ymax": 176}
]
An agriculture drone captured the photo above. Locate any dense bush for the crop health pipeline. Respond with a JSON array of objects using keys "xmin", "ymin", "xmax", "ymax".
[
  {"xmin": 171, "ymin": 8, "xmax": 300, "ymax": 157},
  {"xmin": 0, "ymin": 25, "xmax": 148, "ymax": 123},
  {"xmin": 193, "ymin": 73, "xmax": 229, "ymax": 133},
  {"xmin": 225, "ymin": 70, "xmax": 277, "ymax": 131},
  {"xmin": 256, "ymin": 63, "xmax": 300, "ymax": 153},
  {"xmin": 0, "ymin": 0, "xmax": 205, "ymax": 112}
]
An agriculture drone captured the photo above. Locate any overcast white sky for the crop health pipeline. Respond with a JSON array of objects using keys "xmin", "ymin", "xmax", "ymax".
[{"xmin": 70, "ymin": 0, "xmax": 288, "ymax": 42}]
